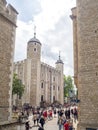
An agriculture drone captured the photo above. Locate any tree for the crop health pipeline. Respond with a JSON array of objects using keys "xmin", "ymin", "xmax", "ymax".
[
  {"xmin": 12, "ymin": 73, "xmax": 25, "ymax": 99},
  {"xmin": 64, "ymin": 75, "xmax": 74, "ymax": 97}
]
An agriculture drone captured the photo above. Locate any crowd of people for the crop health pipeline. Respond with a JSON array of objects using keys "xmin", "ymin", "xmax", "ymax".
[
  {"xmin": 57, "ymin": 105, "xmax": 78, "ymax": 130},
  {"xmin": 12, "ymin": 104, "xmax": 78, "ymax": 130}
]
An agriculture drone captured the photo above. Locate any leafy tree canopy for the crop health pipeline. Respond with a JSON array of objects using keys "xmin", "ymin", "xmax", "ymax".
[
  {"xmin": 64, "ymin": 75, "xmax": 74, "ymax": 97},
  {"xmin": 12, "ymin": 73, "xmax": 25, "ymax": 98}
]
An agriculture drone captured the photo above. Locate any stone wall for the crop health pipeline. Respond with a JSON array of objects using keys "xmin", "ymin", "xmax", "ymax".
[
  {"xmin": 0, "ymin": 0, "xmax": 18, "ymax": 123},
  {"xmin": 0, "ymin": 121, "xmax": 24, "ymax": 130},
  {"xmin": 14, "ymin": 59, "xmax": 31, "ymax": 105},
  {"xmin": 71, "ymin": 0, "xmax": 98, "ymax": 129}
]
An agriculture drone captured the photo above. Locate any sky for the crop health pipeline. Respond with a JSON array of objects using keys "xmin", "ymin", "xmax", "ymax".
[{"xmin": 7, "ymin": 0, "xmax": 76, "ymax": 76}]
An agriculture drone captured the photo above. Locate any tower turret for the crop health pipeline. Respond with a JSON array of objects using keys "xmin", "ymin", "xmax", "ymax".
[
  {"xmin": 27, "ymin": 26, "xmax": 41, "ymax": 60},
  {"xmin": 56, "ymin": 52, "xmax": 64, "ymax": 72},
  {"xmin": 55, "ymin": 53, "xmax": 64, "ymax": 104},
  {"xmin": 27, "ymin": 27, "xmax": 41, "ymax": 106}
]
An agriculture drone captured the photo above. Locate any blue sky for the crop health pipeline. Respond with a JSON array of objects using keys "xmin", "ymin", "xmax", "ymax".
[{"xmin": 7, "ymin": 0, "xmax": 76, "ymax": 76}]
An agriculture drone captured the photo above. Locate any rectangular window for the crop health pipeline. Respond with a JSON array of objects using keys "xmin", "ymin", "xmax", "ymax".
[{"xmin": 53, "ymin": 96, "xmax": 55, "ymax": 102}]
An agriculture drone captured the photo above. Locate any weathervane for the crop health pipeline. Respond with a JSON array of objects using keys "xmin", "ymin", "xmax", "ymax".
[
  {"xmin": 34, "ymin": 25, "xmax": 36, "ymax": 38},
  {"xmin": 59, "ymin": 51, "xmax": 61, "ymax": 60}
]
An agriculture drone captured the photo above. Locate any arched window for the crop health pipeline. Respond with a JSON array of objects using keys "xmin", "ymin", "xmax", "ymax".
[
  {"xmin": 41, "ymin": 82, "xmax": 43, "ymax": 88},
  {"xmin": 41, "ymin": 95, "xmax": 43, "ymax": 101}
]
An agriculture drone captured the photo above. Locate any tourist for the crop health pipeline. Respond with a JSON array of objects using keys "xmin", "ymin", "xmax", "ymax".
[
  {"xmin": 38, "ymin": 125, "xmax": 44, "ymax": 130},
  {"xmin": 57, "ymin": 116, "xmax": 64, "ymax": 130},
  {"xmin": 54, "ymin": 109, "xmax": 57, "ymax": 117},
  {"xmin": 36, "ymin": 111, "xmax": 40, "ymax": 125},
  {"xmin": 25, "ymin": 120, "xmax": 30, "ymax": 130},
  {"xmin": 33, "ymin": 113, "xmax": 37, "ymax": 126},
  {"xmin": 39, "ymin": 115, "xmax": 45, "ymax": 128},
  {"xmin": 63, "ymin": 120, "xmax": 69, "ymax": 130},
  {"xmin": 73, "ymin": 107, "xmax": 78, "ymax": 122},
  {"xmin": 69, "ymin": 121, "xmax": 73, "ymax": 130}
]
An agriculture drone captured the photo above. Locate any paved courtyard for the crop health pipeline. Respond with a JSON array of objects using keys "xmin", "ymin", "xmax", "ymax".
[
  {"xmin": 17, "ymin": 114, "xmax": 78, "ymax": 130},
  {"xmin": 29, "ymin": 116, "xmax": 77, "ymax": 130},
  {"xmin": 30, "ymin": 116, "xmax": 58, "ymax": 130}
]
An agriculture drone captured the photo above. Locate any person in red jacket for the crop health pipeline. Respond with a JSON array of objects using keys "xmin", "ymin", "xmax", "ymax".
[{"xmin": 64, "ymin": 120, "xmax": 69, "ymax": 130}]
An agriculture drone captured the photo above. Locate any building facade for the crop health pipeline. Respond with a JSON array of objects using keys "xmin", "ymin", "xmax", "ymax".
[
  {"xmin": 71, "ymin": 0, "xmax": 98, "ymax": 129},
  {"xmin": 14, "ymin": 34, "xmax": 64, "ymax": 107}
]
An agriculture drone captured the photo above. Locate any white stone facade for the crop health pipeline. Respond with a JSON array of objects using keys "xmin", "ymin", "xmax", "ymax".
[{"xmin": 14, "ymin": 36, "xmax": 64, "ymax": 106}]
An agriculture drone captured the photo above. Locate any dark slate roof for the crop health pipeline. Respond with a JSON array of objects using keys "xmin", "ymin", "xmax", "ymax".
[
  {"xmin": 56, "ymin": 55, "xmax": 63, "ymax": 64},
  {"xmin": 28, "ymin": 37, "xmax": 41, "ymax": 45},
  {"xmin": 56, "ymin": 59, "xmax": 63, "ymax": 64}
]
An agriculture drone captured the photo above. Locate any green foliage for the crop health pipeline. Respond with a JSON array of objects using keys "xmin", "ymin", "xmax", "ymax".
[
  {"xmin": 12, "ymin": 73, "xmax": 25, "ymax": 98},
  {"xmin": 64, "ymin": 75, "xmax": 74, "ymax": 97}
]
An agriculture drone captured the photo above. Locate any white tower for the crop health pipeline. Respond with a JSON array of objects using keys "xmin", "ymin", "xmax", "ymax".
[{"xmin": 27, "ymin": 27, "xmax": 41, "ymax": 106}]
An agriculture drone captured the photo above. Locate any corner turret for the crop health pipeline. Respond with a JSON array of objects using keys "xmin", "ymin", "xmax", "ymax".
[
  {"xmin": 56, "ymin": 54, "xmax": 63, "ymax": 64},
  {"xmin": 55, "ymin": 52, "xmax": 64, "ymax": 71},
  {"xmin": 55, "ymin": 52, "xmax": 64, "ymax": 104}
]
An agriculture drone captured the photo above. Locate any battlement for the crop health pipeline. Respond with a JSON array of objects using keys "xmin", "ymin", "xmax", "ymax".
[
  {"xmin": 0, "ymin": 0, "xmax": 18, "ymax": 26},
  {"xmin": 70, "ymin": 7, "xmax": 77, "ymax": 20},
  {"xmin": 14, "ymin": 59, "xmax": 26, "ymax": 65},
  {"xmin": 41, "ymin": 62, "xmax": 60, "ymax": 73}
]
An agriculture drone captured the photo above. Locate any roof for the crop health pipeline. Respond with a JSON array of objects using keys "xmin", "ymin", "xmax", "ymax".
[
  {"xmin": 56, "ymin": 55, "xmax": 63, "ymax": 64},
  {"xmin": 56, "ymin": 59, "xmax": 63, "ymax": 64},
  {"xmin": 28, "ymin": 37, "xmax": 41, "ymax": 45}
]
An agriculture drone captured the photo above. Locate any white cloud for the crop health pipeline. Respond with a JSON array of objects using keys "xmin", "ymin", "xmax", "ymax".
[
  {"xmin": 14, "ymin": 0, "xmax": 76, "ymax": 76},
  {"xmin": 33, "ymin": 0, "xmax": 76, "ymax": 35}
]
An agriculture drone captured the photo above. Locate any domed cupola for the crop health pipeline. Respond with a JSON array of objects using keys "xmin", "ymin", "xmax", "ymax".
[
  {"xmin": 55, "ymin": 52, "xmax": 64, "ymax": 76},
  {"xmin": 28, "ymin": 37, "xmax": 41, "ymax": 45},
  {"xmin": 27, "ymin": 26, "xmax": 41, "ymax": 60},
  {"xmin": 56, "ymin": 53, "xmax": 63, "ymax": 64},
  {"xmin": 28, "ymin": 26, "xmax": 41, "ymax": 45}
]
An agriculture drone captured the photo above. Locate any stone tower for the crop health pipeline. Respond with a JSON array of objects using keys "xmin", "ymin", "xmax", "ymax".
[
  {"xmin": 27, "ymin": 31, "xmax": 41, "ymax": 106},
  {"xmin": 70, "ymin": 7, "xmax": 78, "ymax": 88},
  {"xmin": 71, "ymin": 0, "xmax": 98, "ymax": 129},
  {"xmin": 0, "ymin": 0, "xmax": 18, "ymax": 122},
  {"xmin": 55, "ymin": 54, "xmax": 64, "ymax": 104}
]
